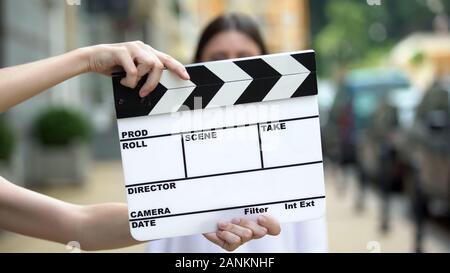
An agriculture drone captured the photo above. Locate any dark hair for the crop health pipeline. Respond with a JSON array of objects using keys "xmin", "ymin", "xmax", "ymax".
[{"xmin": 194, "ymin": 13, "xmax": 268, "ymax": 62}]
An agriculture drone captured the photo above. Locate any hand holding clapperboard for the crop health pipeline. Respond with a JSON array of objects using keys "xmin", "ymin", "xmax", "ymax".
[{"xmin": 112, "ymin": 50, "xmax": 326, "ymax": 240}]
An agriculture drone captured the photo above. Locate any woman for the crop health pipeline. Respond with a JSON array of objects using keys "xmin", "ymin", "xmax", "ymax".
[
  {"xmin": 0, "ymin": 41, "xmax": 281, "ymax": 251},
  {"xmin": 147, "ymin": 13, "xmax": 329, "ymax": 253}
]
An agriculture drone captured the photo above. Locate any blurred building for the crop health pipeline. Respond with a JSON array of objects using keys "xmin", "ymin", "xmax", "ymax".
[
  {"xmin": 1, "ymin": 0, "xmax": 82, "ymax": 126},
  {"xmin": 0, "ymin": 0, "xmax": 132, "ymax": 183},
  {"xmin": 0, "ymin": 0, "xmax": 86, "ymax": 184},
  {"xmin": 141, "ymin": 0, "xmax": 311, "ymax": 61},
  {"xmin": 390, "ymin": 33, "xmax": 450, "ymax": 91}
]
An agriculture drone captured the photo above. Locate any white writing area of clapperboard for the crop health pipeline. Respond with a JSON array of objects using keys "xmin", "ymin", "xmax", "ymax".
[{"xmin": 112, "ymin": 50, "xmax": 326, "ymax": 240}]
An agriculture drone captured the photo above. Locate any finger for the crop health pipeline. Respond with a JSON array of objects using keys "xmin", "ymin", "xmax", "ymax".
[
  {"xmin": 257, "ymin": 215, "xmax": 281, "ymax": 236},
  {"xmin": 203, "ymin": 233, "xmax": 226, "ymax": 249},
  {"xmin": 152, "ymin": 49, "xmax": 190, "ymax": 80},
  {"xmin": 133, "ymin": 46, "xmax": 155, "ymax": 78},
  {"xmin": 203, "ymin": 232, "xmax": 238, "ymax": 252},
  {"xmin": 135, "ymin": 60, "xmax": 151, "ymax": 78},
  {"xmin": 232, "ymin": 218, "xmax": 268, "ymax": 239},
  {"xmin": 115, "ymin": 48, "xmax": 139, "ymax": 88},
  {"xmin": 218, "ymin": 221, "xmax": 253, "ymax": 244},
  {"xmin": 216, "ymin": 230, "xmax": 241, "ymax": 251},
  {"xmin": 125, "ymin": 43, "xmax": 150, "ymax": 82},
  {"xmin": 139, "ymin": 58, "xmax": 164, "ymax": 97}
]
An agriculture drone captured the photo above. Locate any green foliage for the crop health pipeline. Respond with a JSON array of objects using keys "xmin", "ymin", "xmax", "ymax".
[
  {"xmin": 0, "ymin": 117, "xmax": 15, "ymax": 162},
  {"xmin": 351, "ymin": 44, "xmax": 395, "ymax": 68},
  {"xmin": 316, "ymin": 0, "xmax": 369, "ymax": 65},
  {"xmin": 310, "ymin": 0, "xmax": 449, "ymax": 77},
  {"xmin": 33, "ymin": 107, "xmax": 92, "ymax": 147},
  {"xmin": 410, "ymin": 51, "xmax": 426, "ymax": 66}
]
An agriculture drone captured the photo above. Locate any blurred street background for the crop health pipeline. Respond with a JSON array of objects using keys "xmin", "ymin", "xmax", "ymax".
[{"xmin": 1, "ymin": 0, "xmax": 449, "ymax": 252}]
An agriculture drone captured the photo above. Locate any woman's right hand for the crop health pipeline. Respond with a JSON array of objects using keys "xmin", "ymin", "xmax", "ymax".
[
  {"xmin": 83, "ymin": 41, "xmax": 190, "ymax": 97},
  {"xmin": 203, "ymin": 215, "xmax": 281, "ymax": 252}
]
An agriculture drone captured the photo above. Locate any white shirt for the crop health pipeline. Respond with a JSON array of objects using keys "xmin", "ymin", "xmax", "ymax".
[{"xmin": 146, "ymin": 217, "xmax": 328, "ymax": 253}]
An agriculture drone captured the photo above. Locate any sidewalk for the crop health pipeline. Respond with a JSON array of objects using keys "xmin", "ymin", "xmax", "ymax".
[
  {"xmin": 0, "ymin": 161, "xmax": 144, "ymax": 253},
  {"xmin": 325, "ymin": 164, "xmax": 450, "ymax": 252},
  {"xmin": 0, "ymin": 160, "xmax": 449, "ymax": 252}
]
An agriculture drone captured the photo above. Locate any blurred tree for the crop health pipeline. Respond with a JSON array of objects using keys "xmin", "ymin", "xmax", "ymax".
[
  {"xmin": 314, "ymin": 0, "xmax": 370, "ymax": 77},
  {"xmin": 382, "ymin": 0, "xmax": 448, "ymax": 36},
  {"xmin": 310, "ymin": 0, "xmax": 450, "ymax": 77}
]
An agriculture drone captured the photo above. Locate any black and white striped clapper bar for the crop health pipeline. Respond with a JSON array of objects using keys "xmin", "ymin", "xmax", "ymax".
[{"xmin": 112, "ymin": 50, "xmax": 326, "ymax": 240}]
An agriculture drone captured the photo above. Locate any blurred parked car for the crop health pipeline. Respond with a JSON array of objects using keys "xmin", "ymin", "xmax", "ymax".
[
  {"xmin": 408, "ymin": 78, "xmax": 450, "ymax": 252},
  {"xmin": 318, "ymin": 79, "xmax": 337, "ymax": 127},
  {"xmin": 356, "ymin": 79, "xmax": 422, "ymax": 231},
  {"xmin": 324, "ymin": 68, "xmax": 411, "ymax": 166},
  {"xmin": 323, "ymin": 68, "xmax": 416, "ymax": 214},
  {"xmin": 318, "ymin": 79, "xmax": 337, "ymax": 157}
]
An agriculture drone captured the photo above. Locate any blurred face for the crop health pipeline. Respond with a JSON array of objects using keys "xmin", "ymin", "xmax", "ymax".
[{"xmin": 199, "ymin": 30, "xmax": 263, "ymax": 62}]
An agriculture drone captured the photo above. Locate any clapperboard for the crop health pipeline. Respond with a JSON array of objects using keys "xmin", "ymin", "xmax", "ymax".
[{"xmin": 112, "ymin": 50, "xmax": 326, "ymax": 240}]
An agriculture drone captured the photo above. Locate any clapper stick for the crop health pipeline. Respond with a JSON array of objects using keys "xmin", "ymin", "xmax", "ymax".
[
  {"xmin": 112, "ymin": 50, "xmax": 326, "ymax": 241},
  {"xmin": 112, "ymin": 50, "xmax": 317, "ymax": 118}
]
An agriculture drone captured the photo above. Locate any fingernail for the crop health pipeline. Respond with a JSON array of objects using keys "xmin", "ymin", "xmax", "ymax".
[
  {"xmin": 231, "ymin": 218, "xmax": 240, "ymax": 225},
  {"xmin": 257, "ymin": 215, "xmax": 267, "ymax": 224},
  {"xmin": 218, "ymin": 221, "xmax": 228, "ymax": 229},
  {"xmin": 183, "ymin": 70, "xmax": 190, "ymax": 80},
  {"xmin": 139, "ymin": 90, "xmax": 146, "ymax": 97}
]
